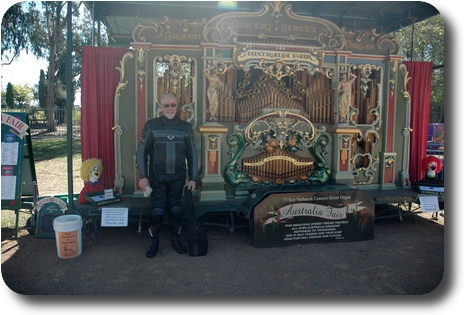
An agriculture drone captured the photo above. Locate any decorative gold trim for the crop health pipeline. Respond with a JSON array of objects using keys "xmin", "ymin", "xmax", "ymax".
[
  {"xmin": 331, "ymin": 127, "xmax": 361, "ymax": 135},
  {"xmin": 244, "ymin": 155, "xmax": 313, "ymax": 167},
  {"xmin": 134, "ymin": 47, "xmax": 148, "ymax": 91},
  {"xmin": 203, "ymin": 2, "xmax": 344, "ymax": 49},
  {"xmin": 389, "ymin": 59, "xmax": 400, "ymax": 96},
  {"xmin": 198, "ymin": 125, "xmax": 229, "ymax": 133},
  {"xmin": 233, "ymin": 46, "xmax": 324, "ymax": 77},
  {"xmin": 154, "ymin": 54, "xmax": 197, "ymax": 127},
  {"xmin": 244, "ymin": 109, "xmax": 316, "ymax": 152},
  {"xmin": 341, "ymin": 28, "xmax": 399, "ymax": 55},
  {"xmin": 400, "ymin": 63, "xmax": 411, "ymax": 101},
  {"xmin": 113, "ymin": 51, "xmax": 135, "ymax": 194}
]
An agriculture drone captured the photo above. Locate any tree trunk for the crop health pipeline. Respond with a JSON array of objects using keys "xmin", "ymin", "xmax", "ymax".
[
  {"xmin": 44, "ymin": 2, "xmax": 67, "ymax": 133},
  {"xmin": 46, "ymin": 50, "xmax": 56, "ymax": 132}
]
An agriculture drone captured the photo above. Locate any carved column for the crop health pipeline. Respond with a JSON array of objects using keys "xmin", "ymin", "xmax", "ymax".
[
  {"xmin": 198, "ymin": 124, "xmax": 228, "ymax": 201},
  {"xmin": 330, "ymin": 126, "xmax": 361, "ymax": 184},
  {"xmin": 380, "ymin": 152, "xmax": 397, "ymax": 189}
]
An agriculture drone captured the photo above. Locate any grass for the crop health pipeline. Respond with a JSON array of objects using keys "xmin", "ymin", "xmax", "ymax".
[
  {"xmin": 33, "ymin": 137, "xmax": 81, "ymax": 161},
  {"xmin": 1, "ymin": 137, "xmax": 83, "ymax": 232},
  {"xmin": 1, "ymin": 210, "xmax": 30, "ymax": 234}
]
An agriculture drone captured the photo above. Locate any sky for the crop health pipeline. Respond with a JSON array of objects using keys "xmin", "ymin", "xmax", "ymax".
[
  {"xmin": 1, "ymin": 52, "xmax": 81, "ymax": 105},
  {"xmin": 1, "ymin": 52, "xmax": 48, "ymax": 89},
  {"xmin": 0, "ymin": 2, "xmax": 80, "ymax": 103},
  {"xmin": 0, "ymin": 1, "xmax": 48, "ymax": 89}
]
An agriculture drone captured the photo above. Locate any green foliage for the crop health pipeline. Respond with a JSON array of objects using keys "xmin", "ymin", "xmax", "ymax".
[
  {"xmin": 13, "ymin": 84, "xmax": 34, "ymax": 108},
  {"xmin": 2, "ymin": 2, "xmax": 104, "ymax": 119},
  {"xmin": 395, "ymin": 15, "xmax": 444, "ymax": 65},
  {"xmin": 37, "ymin": 70, "xmax": 47, "ymax": 108},
  {"xmin": 29, "ymin": 109, "xmax": 47, "ymax": 123},
  {"xmin": 5, "ymin": 83, "xmax": 14, "ymax": 108},
  {"xmin": 3, "ymin": 82, "xmax": 35, "ymax": 108},
  {"xmin": 1, "ymin": 2, "xmax": 37, "ymax": 64},
  {"xmin": 394, "ymin": 15, "xmax": 445, "ymax": 123}
]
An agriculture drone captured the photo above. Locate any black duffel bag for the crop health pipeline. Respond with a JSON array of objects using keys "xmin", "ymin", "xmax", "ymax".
[{"xmin": 184, "ymin": 187, "xmax": 208, "ymax": 256}]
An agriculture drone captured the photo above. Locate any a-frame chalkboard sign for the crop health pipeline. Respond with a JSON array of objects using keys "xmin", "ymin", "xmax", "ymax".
[{"xmin": 1, "ymin": 112, "xmax": 37, "ymax": 238}]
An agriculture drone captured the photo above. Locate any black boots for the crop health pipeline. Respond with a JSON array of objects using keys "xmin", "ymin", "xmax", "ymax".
[
  {"xmin": 146, "ymin": 225, "xmax": 161, "ymax": 258},
  {"xmin": 170, "ymin": 224, "xmax": 187, "ymax": 254},
  {"xmin": 146, "ymin": 224, "xmax": 187, "ymax": 257}
]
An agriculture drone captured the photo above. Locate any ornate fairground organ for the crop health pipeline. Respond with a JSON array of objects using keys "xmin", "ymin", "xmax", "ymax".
[{"xmin": 113, "ymin": 1, "xmax": 412, "ymax": 221}]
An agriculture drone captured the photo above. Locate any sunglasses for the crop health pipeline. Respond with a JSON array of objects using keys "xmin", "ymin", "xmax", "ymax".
[{"xmin": 162, "ymin": 103, "xmax": 177, "ymax": 108}]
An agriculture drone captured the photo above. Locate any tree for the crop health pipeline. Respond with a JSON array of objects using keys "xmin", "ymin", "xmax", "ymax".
[
  {"xmin": 1, "ymin": 2, "xmax": 35, "ymax": 65},
  {"xmin": 5, "ymin": 82, "xmax": 14, "ymax": 108},
  {"xmin": 26, "ymin": 2, "xmax": 72, "ymax": 131},
  {"xmin": 37, "ymin": 69, "xmax": 47, "ymax": 108},
  {"xmin": 394, "ymin": 15, "xmax": 445, "ymax": 123},
  {"xmin": 13, "ymin": 84, "xmax": 34, "ymax": 108},
  {"xmin": 2, "ymin": 2, "xmax": 105, "ymax": 131}
]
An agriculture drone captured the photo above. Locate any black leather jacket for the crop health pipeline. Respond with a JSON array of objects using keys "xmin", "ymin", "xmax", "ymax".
[{"xmin": 136, "ymin": 115, "xmax": 198, "ymax": 182}]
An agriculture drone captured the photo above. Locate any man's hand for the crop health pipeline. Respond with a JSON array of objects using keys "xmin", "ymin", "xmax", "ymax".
[
  {"xmin": 187, "ymin": 180, "xmax": 196, "ymax": 191},
  {"xmin": 139, "ymin": 177, "xmax": 149, "ymax": 191}
]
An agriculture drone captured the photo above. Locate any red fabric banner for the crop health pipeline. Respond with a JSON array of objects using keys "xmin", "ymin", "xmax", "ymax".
[
  {"xmin": 80, "ymin": 46, "xmax": 129, "ymax": 189},
  {"xmin": 403, "ymin": 61, "xmax": 432, "ymax": 184}
]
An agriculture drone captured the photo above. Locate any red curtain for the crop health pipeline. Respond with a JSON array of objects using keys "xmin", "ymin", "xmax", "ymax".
[
  {"xmin": 403, "ymin": 61, "xmax": 432, "ymax": 184},
  {"xmin": 80, "ymin": 46, "xmax": 129, "ymax": 189}
]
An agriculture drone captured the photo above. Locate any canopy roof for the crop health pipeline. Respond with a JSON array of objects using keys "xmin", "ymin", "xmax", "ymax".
[{"xmin": 84, "ymin": 1, "xmax": 440, "ymax": 47}]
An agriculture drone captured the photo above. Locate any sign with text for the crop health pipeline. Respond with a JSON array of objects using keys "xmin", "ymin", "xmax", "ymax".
[
  {"xmin": 253, "ymin": 189, "xmax": 374, "ymax": 247},
  {"xmin": 419, "ymin": 195, "xmax": 440, "ymax": 213},
  {"xmin": 101, "ymin": 208, "xmax": 129, "ymax": 227},
  {"xmin": 1, "ymin": 112, "xmax": 36, "ymax": 211},
  {"xmin": 34, "ymin": 197, "xmax": 68, "ymax": 238},
  {"xmin": 233, "ymin": 47, "xmax": 323, "ymax": 71}
]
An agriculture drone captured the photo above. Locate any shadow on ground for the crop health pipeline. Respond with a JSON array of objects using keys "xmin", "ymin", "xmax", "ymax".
[{"xmin": 2, "ymin": 209, "xmax": 444, "ymax": 296}]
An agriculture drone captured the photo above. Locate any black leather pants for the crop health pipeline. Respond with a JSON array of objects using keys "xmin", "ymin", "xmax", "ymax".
[{"xmin": 148, "ymin": 171, "xmax": 186, "ymax": 227}]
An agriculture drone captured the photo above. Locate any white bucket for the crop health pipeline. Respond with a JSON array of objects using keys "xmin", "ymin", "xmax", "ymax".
[{"xmin": 53, "ymin": 215, "xmax": 83, "ymax": 258}]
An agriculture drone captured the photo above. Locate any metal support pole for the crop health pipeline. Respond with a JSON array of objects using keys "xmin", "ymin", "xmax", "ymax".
[
  {"xmin": 66, "ymin": 2, "xmax": 74, "ymax": 211},
  {"xmin": 410, "ymin": 16, "xmax": 416, "ymax": 61}
]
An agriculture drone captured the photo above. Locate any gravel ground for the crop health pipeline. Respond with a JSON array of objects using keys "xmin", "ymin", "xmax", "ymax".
[{"xmin": 2, "ymin": 208, "xmax": 445, "ymax": 297}]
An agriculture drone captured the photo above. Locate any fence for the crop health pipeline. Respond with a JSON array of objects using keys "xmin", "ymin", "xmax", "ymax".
[{"xmin": 1, "ymin": 107, "xmax": 81, "ymax": 138}]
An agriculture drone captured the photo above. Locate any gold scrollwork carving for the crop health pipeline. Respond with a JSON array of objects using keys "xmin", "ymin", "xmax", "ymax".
[
  {"xmin": 134, "ymin": 47, "xmax": 149, "ymax": 91},
  {"xmin": 245, "ymin": 110, "xmax": 316, "ymax": 153},
  {"xmin": 399, "ymin": 62, "xmax": 411, "ymax": 101},
  {"xmin": 259, "ymin": 59, "xmax": 300, "ymax": 80},
  {"xmin": 389, "ymin": 59, "xmax": 400, "ymax": 96},
  {"xmin": 351, "ymin": 129, "xmax": 380, "ymax": 185}
]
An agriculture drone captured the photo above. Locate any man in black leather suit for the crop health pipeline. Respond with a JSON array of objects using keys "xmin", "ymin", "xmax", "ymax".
[{"xmin": 136, "ymin": 93, "xmax": 198, "ymax": 258}]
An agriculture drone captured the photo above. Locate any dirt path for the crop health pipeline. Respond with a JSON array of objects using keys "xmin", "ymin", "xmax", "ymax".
[{"xmin": 2, "ymin": 210, "xmax": 444, "ymax": 296}]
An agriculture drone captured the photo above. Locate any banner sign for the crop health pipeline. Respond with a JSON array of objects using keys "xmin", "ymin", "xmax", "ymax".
[
  {"xmin": 253, "ymin": 189, "xmax": 374, "ymax": 247},
  {"xmin": 1, "ymin": 113, "xmax": 29, "ymax": 139},
  {"xmin": 233, "ymin": 46, "xmax": 324, "ymax": 75}
]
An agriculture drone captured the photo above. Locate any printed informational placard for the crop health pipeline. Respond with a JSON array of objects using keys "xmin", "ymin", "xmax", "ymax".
[
  {"xmin": 253, "ymin": 189, "xmax": 375, "ymax": 247},
  {"xmin": 1, "ymin": 141, "xmax": 19, "ymax": 165},
  {"xmin": 1, "ymin": 112, "xmax": 36, "ymax": 212},
  {"xmin": 101, "ymin": 208, "xmax": 129, "ymax": 227},
  {"xmin": 419, "ymin": 195, "xmax": 440, "ymax": 213},
  {"xmin": 1, "ymin": 172, "xmax": 16, "ymax": 200}
]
